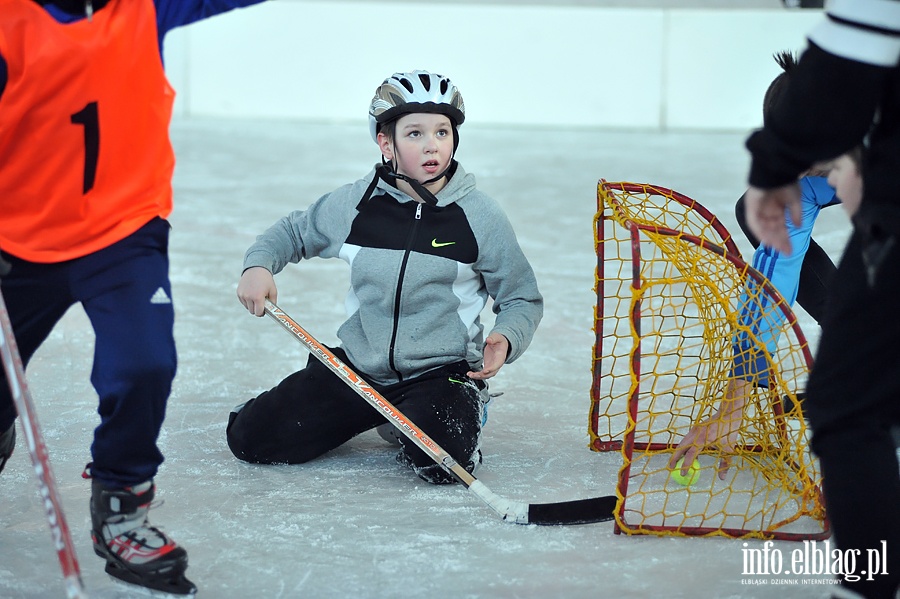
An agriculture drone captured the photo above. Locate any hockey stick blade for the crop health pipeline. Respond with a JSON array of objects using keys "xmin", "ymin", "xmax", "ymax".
[
  {"xmin": 528, "ymin": 495, "xmax": 618, "ymax": 526},
  {"xmin": 263, "ymin": 300, "xmax": 616, "ymax": 526}
]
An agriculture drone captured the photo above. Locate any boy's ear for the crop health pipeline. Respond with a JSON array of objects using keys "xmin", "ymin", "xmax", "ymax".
[{"xmin": 376, "ymin": 132, "xmax": 393, "ymax": 161}]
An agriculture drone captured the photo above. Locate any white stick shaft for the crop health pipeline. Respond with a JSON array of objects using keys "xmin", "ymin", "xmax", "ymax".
[{"xmin": 468, "ymin": 481, "xmax": 530, "ymax": 523}]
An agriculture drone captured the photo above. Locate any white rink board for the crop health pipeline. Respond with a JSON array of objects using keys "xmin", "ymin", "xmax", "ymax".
[{"xmin": 162, "ymin": 1, "xmax": 821, "ymax": 130}]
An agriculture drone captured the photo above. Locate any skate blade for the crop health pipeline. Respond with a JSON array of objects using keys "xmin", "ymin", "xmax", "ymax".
[{"xmin": 106, "ymin": 567, "xmax": 197, "ymax": 597}]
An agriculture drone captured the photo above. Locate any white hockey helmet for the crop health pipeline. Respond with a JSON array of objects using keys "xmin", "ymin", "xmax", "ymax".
[{"xmin": 368, "ymin": 70, "xmax": 465, "ymax": 142}]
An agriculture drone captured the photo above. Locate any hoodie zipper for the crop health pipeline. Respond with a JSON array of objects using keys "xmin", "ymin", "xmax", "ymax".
[{"xmin": 387, "ymin": 202, "xmax": 422, "ymax": 381}]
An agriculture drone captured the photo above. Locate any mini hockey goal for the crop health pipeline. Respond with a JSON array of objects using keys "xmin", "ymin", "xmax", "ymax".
[{"xmin": 589, "ymin": 181, "xmax": 829, "ymax": 541}]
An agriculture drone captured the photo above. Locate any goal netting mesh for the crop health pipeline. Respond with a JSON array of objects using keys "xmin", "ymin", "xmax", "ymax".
[{"xmin": 589, "ymin": 181, "xmax": 829, "ymax": 541}]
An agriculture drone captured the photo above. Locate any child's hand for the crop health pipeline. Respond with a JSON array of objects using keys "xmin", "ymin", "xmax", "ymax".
[
  {"xmin": 668, "ymin": 411, "xmax": 741, "ymax": 480},
  {"xmin": 237, "ymin": 267, "xmax": 277, "ymax": 316},
  {"xmin": 668, "ymin": 378, "xmax": 750, "ymax": 480},
  {"xmin": 467, "ymin": 333, "xmax": 509, "ymax": 380}
]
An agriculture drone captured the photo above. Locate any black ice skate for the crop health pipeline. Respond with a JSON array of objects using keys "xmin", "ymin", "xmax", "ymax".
[
  {"xmin": 89, "ymin": 476, "xmax": 197, "ymax": 595},
  {"xmin": 0, "ymin": 424, "xmax": 14, "ymax": 474}
]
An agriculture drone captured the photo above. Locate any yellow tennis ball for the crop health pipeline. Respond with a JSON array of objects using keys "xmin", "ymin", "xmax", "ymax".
[{"xmin": 670, "ymin": 457, "xmax": 701, "ymax": 486}]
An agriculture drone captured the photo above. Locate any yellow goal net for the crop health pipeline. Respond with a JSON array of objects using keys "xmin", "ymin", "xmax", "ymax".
[{"xmin": 589, "ymin": 181, "xmax": 829, "ymax": 541}]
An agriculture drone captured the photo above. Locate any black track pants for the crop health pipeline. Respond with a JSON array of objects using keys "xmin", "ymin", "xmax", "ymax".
[{"xmin": 226, "ymin": 348, "xmax": 484, "ymax": 484}]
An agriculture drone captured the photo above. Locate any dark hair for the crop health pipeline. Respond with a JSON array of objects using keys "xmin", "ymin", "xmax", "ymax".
[
  {"xmin": 378, "ymin": 119, "xmax": 398, "ymax": 142},
  {"xmin": 762, "ymin": 50, "xmax": 798, "ymax": 125}
]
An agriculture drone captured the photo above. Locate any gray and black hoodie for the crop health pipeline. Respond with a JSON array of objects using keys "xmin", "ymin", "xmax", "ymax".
[{"xmin": 243, "ymin": 162, "xmax": 543, "ymax": 386}]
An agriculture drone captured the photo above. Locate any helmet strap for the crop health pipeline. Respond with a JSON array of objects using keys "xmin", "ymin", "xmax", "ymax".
[
  {"xmin": 377, "ymin": 158, "xmax": 458, "ymax": 207},
  {"xmin": 382, "ymin": 141, "xmax": 456, "ymax": 206}
]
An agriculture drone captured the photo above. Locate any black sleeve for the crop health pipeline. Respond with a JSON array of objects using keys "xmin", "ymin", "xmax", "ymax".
[
  {"xmin": 734, "ymin": 192, "xmax": 760, "ymax": 249},
  {"xmin": 746, "ymin": 42, "xmax": 888, "ymax": 188},
  {"xmin": 795, "ymin": 238, "xmax": 836, "ymax": 324}
]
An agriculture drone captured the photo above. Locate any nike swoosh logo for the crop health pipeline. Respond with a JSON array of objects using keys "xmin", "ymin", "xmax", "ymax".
[{"xmin": 431, "ymin": 239, "xmax": 456, "ymax": 248}]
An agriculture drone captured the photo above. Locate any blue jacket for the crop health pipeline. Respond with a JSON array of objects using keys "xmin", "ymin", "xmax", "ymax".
[{"xmin": 732, "ymin": 176, "xmax": 837, "ymax": 386}]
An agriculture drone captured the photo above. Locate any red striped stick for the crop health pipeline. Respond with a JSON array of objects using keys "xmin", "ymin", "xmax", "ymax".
[{"xmin": 0, "ymin": 288, "xmax": 87, "ymax": 598}]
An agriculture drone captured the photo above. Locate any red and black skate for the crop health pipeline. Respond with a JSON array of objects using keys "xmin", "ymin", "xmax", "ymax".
[{"xmin": 89, "ymin": 475, "xmax": 196, "ymax": 595}]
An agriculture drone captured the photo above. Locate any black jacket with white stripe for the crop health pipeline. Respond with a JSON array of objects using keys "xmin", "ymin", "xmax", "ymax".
[{"xmin": 746, "ymin": 0, "xmax": 900, "ymax": 229}]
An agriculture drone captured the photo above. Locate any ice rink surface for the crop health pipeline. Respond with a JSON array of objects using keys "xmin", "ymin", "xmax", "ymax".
[{"xmin": 1, "ymin": 117, "xmax": 859, "ymax": 598}]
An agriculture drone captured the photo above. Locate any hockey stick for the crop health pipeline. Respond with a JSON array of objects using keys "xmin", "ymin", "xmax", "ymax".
[
  {"xmin": 0, "ymin": 288, "xmax": 88, "ymax": 598},
  {"xmin": 263, "ymin": 300, "xmax": 616, "ymax": 525}
]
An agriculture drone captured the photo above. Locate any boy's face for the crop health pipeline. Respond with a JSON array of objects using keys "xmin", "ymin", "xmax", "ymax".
[
  {"xmin": 827, "ymin": 154, "xmax": 863, "ymax": 217},
  {"xmin": 378, "ymin": 113, "xmax": 454, "ymax": 183}
]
